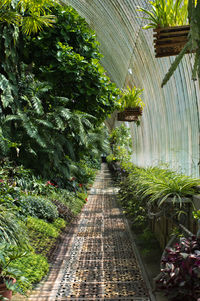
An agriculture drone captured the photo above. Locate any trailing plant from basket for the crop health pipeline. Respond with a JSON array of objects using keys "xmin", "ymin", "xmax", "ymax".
[
  {"xmin": 118, "ymin": 86, "xmax": 145, "ymax": 111},
  {"xmin": 161, "ymin": 0, "xmax": 200, "ymax": 86},
  {"xmin": 156, "ymin": 235, "xmax": 200, "ymax": 300},
  {"xmin": 138, "ymin": 0, "xmax": 189, "ymax": 29}
]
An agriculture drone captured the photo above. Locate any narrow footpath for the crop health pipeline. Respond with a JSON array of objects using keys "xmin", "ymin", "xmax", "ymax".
[{"xmin": 29, "ymin": 164, "xmax": 151, "ymax": 300}]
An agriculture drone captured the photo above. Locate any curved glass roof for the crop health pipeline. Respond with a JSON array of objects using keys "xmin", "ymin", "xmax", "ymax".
[{"xmin": 65, "ymin": 0, "xmax": 200, "ymax": 177}]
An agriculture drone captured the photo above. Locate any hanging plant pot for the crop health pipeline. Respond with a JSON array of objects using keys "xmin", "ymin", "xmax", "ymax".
[
  {"xmin": 153, "ymin": 25, "xmax": 190, "ymax": 58},
  {"xmin": 117, "ymin": 107, "xmax": 142, "ymax": 122}
]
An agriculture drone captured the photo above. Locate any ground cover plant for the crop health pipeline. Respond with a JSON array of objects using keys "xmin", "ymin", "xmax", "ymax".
[{"xmin": 26, "ymin": 216, "xmax": 66, "ymax": 257}]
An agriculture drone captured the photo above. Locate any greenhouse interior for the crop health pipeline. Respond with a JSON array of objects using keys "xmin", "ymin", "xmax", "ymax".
[{"xmin": 0, "ymin": 0, "xmax": 200, "ymax": 300}]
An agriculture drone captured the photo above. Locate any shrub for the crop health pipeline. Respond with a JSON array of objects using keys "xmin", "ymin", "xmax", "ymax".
[
  {"xmin": 16, "ymin": 195, "xmax": 59, "ymax": 222},
  {"xmin": 26, "ymin": 216, "xmax": 66, "ymax": 256},
  {"xmin": 52, "ymin": 218, "xmax": 66, "ymax": 230},
  {"xmin": 26, "ymin": 216, "xmax": 59, "ymax": 238}
]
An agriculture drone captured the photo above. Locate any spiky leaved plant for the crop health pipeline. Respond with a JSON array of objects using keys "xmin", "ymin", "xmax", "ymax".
[
  {"xmin": 138, "ymin": 0, "xmax": 189, "ymax": 29},
  {"xmin": 0, "ymin": 205, "xmax": 28, "ymax": 247},
  {"xmin": 161, "ymin": 0, "xmax": 200, "ymax": 86}
]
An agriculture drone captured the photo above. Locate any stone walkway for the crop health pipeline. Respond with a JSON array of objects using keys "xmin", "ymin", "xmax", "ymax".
[{"xmin": 28, "ymin": 164, "xmax": 152, "ymax": 300}]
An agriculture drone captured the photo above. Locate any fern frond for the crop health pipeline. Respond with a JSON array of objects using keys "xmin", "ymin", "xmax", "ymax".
[
  {"xmin": 35, "ymin": 119, "xmax": 54, "ymax": 128},
  {"xmin": 0, "ymin": 74, "xmax": 14, "ymax": 108},
  {"xmin": 58, "ymin": 107, "xmax": 71, "ymax": 120},
  {"xmin": 31, "ymin": 96, "xmax": 44, "ymax": 115}
]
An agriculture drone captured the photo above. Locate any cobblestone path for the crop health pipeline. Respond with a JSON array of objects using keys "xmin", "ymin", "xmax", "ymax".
[{"xmin": 29, "ymin": 164, "xmax": 151, "ymax": 301}]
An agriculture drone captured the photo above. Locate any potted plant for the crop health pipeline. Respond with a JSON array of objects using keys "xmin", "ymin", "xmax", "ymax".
[
  {"xmin": 0, "ymin": 243, "xmax": 28, "ymax": 300},
  {"xmin": 117, "ymin": 86, "xmax": 145, "ymax": 122},
  {"xmin": 139, "ymin": 1, "xmax": 200, "ymax": 87},
  {"xmin": 138, "ymin": 0, "xmax": 190, "ymax": 57}
]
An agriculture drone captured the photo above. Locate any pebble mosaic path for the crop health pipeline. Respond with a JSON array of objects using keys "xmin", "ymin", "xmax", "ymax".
[{"xmin": 28, "ymin": 164, "xmax": 151, "ymax": 301}]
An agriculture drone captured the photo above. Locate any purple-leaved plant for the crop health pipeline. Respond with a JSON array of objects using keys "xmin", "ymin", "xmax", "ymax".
[{"xmin": 156, "ymin": 236, "xmax": 200, "ymax": 301}]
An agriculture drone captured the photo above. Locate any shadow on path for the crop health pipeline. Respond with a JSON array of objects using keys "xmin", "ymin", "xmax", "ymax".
[{"xmin": 27, "ymin": 163, "xmax": 152, "ymax": 300}]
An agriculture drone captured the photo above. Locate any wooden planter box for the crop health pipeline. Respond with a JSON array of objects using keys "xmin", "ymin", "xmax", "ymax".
[
  {"xmin": 150, "ymin": 197, "xmax": 192, "ymax": 249},
  {"xmin": 153, "ymin": 25, "xmax": 190, "ymax": 58},
  {"xmin": 117, "ymin": 107, "xmax": 142, "ymax": 122}
]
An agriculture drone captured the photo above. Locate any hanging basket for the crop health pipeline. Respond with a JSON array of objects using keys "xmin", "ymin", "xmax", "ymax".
[
  {"xmin": 153, "ymin": 25, "xmax": 190, "ymax": 58},
  {"xmin": 117, "ymin": 107, "xmax": 142, "ymax": 122}
]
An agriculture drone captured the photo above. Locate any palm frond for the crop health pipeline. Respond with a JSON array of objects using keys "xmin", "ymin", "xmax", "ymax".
[{"xmin": 22, "ymin": 14, "xmax": 56, "ymax": 35}]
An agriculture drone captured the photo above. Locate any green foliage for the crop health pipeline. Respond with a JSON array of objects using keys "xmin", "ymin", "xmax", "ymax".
[
  {"xmin": 128, "ymin": 165, "xmax": 199, "ymax": 205},
  {"xmin": 22, "ymin": 4, "xmax": 120, "ymax": 121},
  {"xmin": 109, "ymin": 124, "xmax": 132, "ymax": 148},
  {"xmin": 52, "ymin": 217, "xmax": 66, "ymax": 230},
  {"xmin": 118, "ymin": 86, "xmax": 145, "ymax": 110},
  {"xmin": 26, "ymin": 216, "xmax": 60, "ymax": 238},
  {"xmin": 10, "ymin": 252, "xmax": 49, "ymax": 292},
  {"xmin": 26, "ymin": 216, "xmax": 66, "ymax": 257},
  {"xmin": 16, "ymin": 195, "xmax": 59, "ymax": 222},
  {"xmin": 0, "ymin": 205, "xmax": 28, "ymax": 246},
  {"xmin": 118, "ymin": 176, "xmax": 148, "ymax": 229},
  {"xmin": 0, "ymin": 2, "xmax": 117, "ymax": 184},
  {"xmin": 0, "ymin": 0, "xmax": 56, "ymax": 35},
  {"xmin": 192, "ymin": 209, "xmax": 200, "ymax": 219},
  {"xmin": 108, "ymin": 124, "xmax": 132, "ymax": 164},
  {"xmin": 49, "ymin": 189, "xmax": 86, "ymax": 215},
  {"xmin": 0, "ymin": 242, "xmax": 29, "ymax": 295},
  {"xmin": 138, "ymin": 0, "xmax": 189, "ymax": 29},
  {"xmin": 70, "ymin": 159, "xmax": 97, "ymax": 185},
  {"xmin": 117, "ymin": 162, "xmax": 200, "ymax": 229}
]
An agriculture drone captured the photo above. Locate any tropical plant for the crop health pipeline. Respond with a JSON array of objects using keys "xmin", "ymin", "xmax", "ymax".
[
  {"xmin": 138, "ymin": 0, "xmax": 189, "ymax": 29},
  {"xmin": 0, "ymin": 242, "xmax": 29, "ymax": 296},
  {"xmin": 0, "ymin": 0, "xmax": 56, "ymax": 35},
  {"xmin": 156, "ymin": 235, "xmax": 200, "ymax": 300},
  {"xmin": 119, "ymin": 86, "xmax": 144, "ymax": 110},
  {"xmin": 21, "ymin": 4, "xmax": 120, "ymax": 121}
]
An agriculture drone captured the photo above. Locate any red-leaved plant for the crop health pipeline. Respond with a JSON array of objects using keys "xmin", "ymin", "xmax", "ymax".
[{"xmin": 156, "ymin": 236, "xmax": 200, "ymax": 301}]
